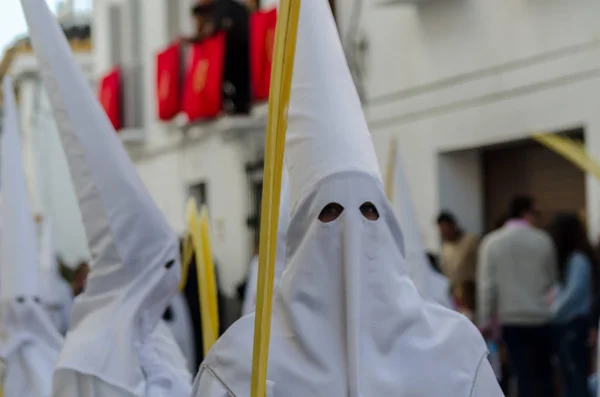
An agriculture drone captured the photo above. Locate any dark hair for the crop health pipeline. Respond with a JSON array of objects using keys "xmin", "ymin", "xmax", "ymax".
[
  {"xmin": 437, "ymin": 211, "xmax": 456, "ymax": 225},
  {"xmin": 548, "ymin": 213, "xmax": 599, "ymax": 291},
  {"xmin": 509, "ymin": 196, "xmax": 534, "ymax": 219},
  {"xmin": 192, "ymin": 3, "xmax": 215, "ymax": 16},
  {"xmin": 493, "ymin": 213, "xmax": 510, "ymax": 230}
]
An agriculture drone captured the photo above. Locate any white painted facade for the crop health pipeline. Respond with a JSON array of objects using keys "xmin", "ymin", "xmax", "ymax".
[
  {"xmin": 356, "ymin": 0, "xmax": 600, "ymax": 249},
  {"xmin": 91, "ymin": 0, "xmax": 600, "ymax": 293}
]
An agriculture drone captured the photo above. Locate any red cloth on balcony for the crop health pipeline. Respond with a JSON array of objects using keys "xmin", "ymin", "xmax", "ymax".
[
  {"xmin": 250, "ymin": 8, "xmax": 277, "ymax": 102},
  {"xmin": 98, "ymin": 67, "xmax": 122, "ymax": 131},
  {"xmin": 182, "ymin": 33, "xmax": 226, "ymax": 121},
  {"xmin": 156, "ymin": 42, "xmax": 182, "ymax": 121}
]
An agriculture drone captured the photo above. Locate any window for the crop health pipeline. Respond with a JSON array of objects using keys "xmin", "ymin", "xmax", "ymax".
[
  {"xmin": 189, "ymin": 181, "xmax": 208, "ymax": 208},
  {"xmin": 245, "ymin": 159, "xmax": 263, "ymax": 257},
  {"xmin": 107, "ymin": 0, "xmax": 144, "ymax": 130}
]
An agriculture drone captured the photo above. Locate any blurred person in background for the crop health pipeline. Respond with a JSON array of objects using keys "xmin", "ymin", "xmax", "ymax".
[
  {"xmin": 183, "ymin": 0, "xmax": 251, "ymax": 114},
  {"xmin": 478, "ymin": 195, "xmax": 557, "ymax": 397},
  {"xmin": 437, "ymin": 211, "xmax": 479, "ymax": 319},
  {"xmin": 548, "ymin": 213, "xmax": 597, "ymax": 397},
  {"xmin": 71, "ymin": 261, "xmax": 90, "ymax": 296}
]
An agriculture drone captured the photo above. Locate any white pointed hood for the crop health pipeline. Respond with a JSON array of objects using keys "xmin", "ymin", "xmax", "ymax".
[
  {"xmin": 0, "ymin": 76, "xmax": 64, "ymax": 397},
  {"xmin": 0, "ymin": 77, "xmax": 40, "ymax": 301},
  {"xmin": 284, "ymin": 6, "xmax": 381, "ymax": 212},
  {"xmin": 193, "ymin": 1, "xmax": 500, "ymax": 397},
  {"xmin": 389, "ymin": 143, "xmax": 453, "ymax": 308},
  {"xmin": 242, "ymin": 169, "xmax": 290, "ymax": 316},
  {"xmin": 20, "ymin": 0, "xmax": 190, "ymax": 394}
]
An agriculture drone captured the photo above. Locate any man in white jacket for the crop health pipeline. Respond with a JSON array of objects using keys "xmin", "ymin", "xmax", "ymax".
[
  {"xmin": 0, "ymin": 77, "xmax": 64, "ymax": 397},
  {"xmin": 191, "ymin": 1, "xmax": 504, "ymax": 396},
  {"xmin": 19, "ymin": 0, "xmax": 192, "ymax": 395}
]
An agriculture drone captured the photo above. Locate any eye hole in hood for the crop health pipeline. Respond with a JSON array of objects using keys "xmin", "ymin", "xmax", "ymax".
[
  {"xmin": 318, "ymin": 203, "xmax": 344, "ymax": 223},
  {"xmin": 360, "ymin": 202, "xmax": 379, "ymax": 221}
]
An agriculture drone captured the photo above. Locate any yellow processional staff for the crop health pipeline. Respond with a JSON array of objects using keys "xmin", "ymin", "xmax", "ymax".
[
  {"xmin": 385, "ymin": 137, "xmax": 399, "ymax": 201},
  {"xmin": 251, "ymin": 0, "xmax": 301, "ymax": 396},
  {"xmin": 180, "ymin": 198, "xmax": 220, "ymax": 356},
  {"xmin": 532, "ymin": 132, "xmax": 600, "ymax": 181}
]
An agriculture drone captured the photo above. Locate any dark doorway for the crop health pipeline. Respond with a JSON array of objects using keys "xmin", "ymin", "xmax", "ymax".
[{"xmin": 482, "ymin": 129, "xmax": 586, "ymax": 232}]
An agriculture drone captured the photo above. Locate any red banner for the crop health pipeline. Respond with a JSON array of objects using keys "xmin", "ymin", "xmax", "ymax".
[
  {"xmin": 182, "ymin": 33, "xmax": 226, "ymax": 121},
  {"xmin": 98, "ymin": 68, "xmax": 122, "ymax": 131},
  {"xmin": 250, "ymin": 8, "xmax": 277, "ymax": 102},
  {"xmin": 156, "ymin": 42, "xmax": 182, "ymax": 121}
]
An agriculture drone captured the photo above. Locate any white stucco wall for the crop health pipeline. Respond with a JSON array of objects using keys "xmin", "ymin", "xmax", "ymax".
[{"xmin": 360, "ymin": 0, "xmax": 600, "ymax": 249}]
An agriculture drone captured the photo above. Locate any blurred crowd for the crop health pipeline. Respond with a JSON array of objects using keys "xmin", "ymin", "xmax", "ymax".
[{"xmin": 436, "ymin": 196, "xmax": 599, "ymax": 397}]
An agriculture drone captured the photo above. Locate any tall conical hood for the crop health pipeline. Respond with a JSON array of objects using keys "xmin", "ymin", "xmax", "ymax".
[
  {"xmin": 390, "ymin": 141, "xmax": 452, "ymax": 308},
  {"xmin": 20, "ymin": 0, "xmax": 185, "ymax": 392},
  {"xmin": 20, "ymin": 0, "xmax": 180, "ymax": 295},
  {"xmin": 0, "ymin": 76, "xmax": 40, "ymax": 300},
  {"xmin": 285, "ymin": 0, "xmax": 381, "ymax": 211}
]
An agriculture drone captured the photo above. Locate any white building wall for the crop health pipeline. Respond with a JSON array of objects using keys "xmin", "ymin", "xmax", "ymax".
[{"xmin": 359, "ymin": 0, "xmax": 600, "ymax": 249}]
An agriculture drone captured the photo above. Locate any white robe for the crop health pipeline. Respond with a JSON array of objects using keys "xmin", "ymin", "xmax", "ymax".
[
  {"xmin": 52, "ymin": 321, "xmax": 191, "ymax": 397},
  {"xmin": 0, "ymin": 301, "xmax": 63, "ymax": 397},
  {"xmin": 165, "ymin": 294, "xmax": 195, "ymax": 373},
  {"xmin": 42, "ymin": 277, "xmax": 74, "ymax": 336}
]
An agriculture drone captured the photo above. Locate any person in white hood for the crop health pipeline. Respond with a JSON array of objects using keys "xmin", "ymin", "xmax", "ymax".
[
  {"xmin": 0, "ymin": 76, "xmax": 64, "ymax": 397},
  {"xmin": 388, "ymin": 144, "xmax": 453, "ymax": 309},
  {"xmin": 19, "ymin": 0, "xmax": 192, "ymax": 395},
  {"xmin": 191, "ymin": 1, "xmax": 504, "ymax": 396},
  {"xmin": 241, "ymin": 170, "xmax": 290, "ymax": 316},
  {"xmin": 39, "ymin": 218, "xmax": 74, "ymax": 336}
]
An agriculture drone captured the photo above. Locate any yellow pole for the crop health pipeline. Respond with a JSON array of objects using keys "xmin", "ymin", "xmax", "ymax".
[
  {"xmin": 532, "ymin": 133, "xmax": 600, "ymax": 181},
  {"xmin": 178, "ymin": 231, "xmax": 193, "ymax": 291},
  {"xmin": 384, "ymin": 137, "xmax": 398, "ymax": 202},
  {"xmin": 250, "ymin": 0, "xmax": 301, "ymax": 396},
  {"xmin": 199, "ymin": 205, "xmax": 220, "ymax": 342},
  {"xmin": 186, "ymin": 199, "xmax": 219, "ymax": 355}
]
